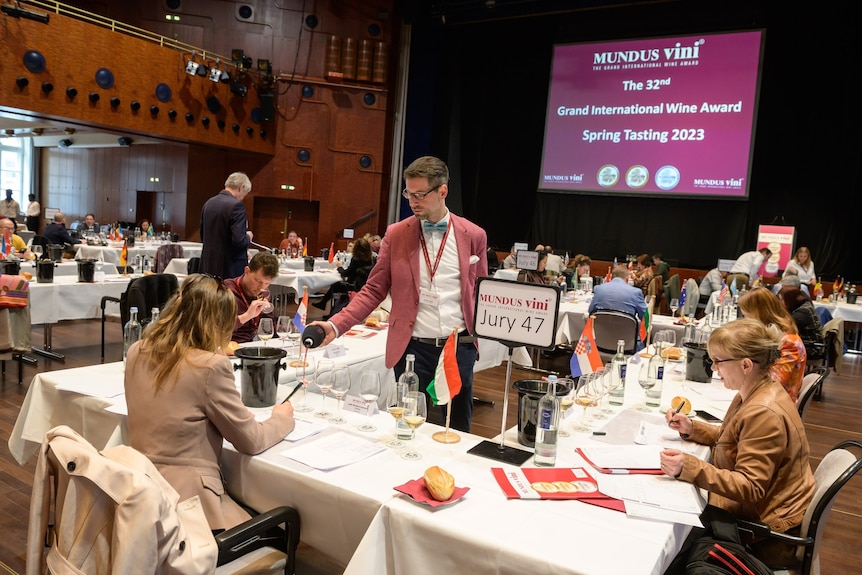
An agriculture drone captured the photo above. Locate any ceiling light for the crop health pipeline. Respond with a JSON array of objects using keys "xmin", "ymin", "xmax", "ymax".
[
  {"xmin": 58, "ymin": 138, "xmax": 72, "ymax": 148},
  {"xmin": 230, "ymin": 80, "xmax": 248, "ymax": 97},
  {"xmin": 185, "ymin": 50, "xmax": 200, "ymax": 76}
]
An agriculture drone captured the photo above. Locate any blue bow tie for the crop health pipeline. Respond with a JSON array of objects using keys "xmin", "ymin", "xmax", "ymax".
[{"xmin": 423, "ymin": 220, "xmax": 448, "ymax": 233}]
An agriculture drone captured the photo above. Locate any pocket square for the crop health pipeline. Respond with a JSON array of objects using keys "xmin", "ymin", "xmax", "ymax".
[{"xmin": 469, "ymin": 255, "xmax": 480, "ymax": 265}]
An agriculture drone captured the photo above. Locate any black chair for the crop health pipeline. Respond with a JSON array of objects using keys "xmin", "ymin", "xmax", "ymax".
[
  {"xmin": 591, "ymin": 308, "xmax": 640, "ymax": 363},
  {"xmin": 187, "ymin": 256, "xmax": 201, "ymax": 274},
  {"xmin": 100, "ymin": 273, "xmax": 179, "ymax": 361}
]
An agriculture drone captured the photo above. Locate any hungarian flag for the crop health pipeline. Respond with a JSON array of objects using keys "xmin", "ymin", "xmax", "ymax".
[
  {"xmin": 570, "ymin": 317, "xmax": 603, "ymax": 377},
  {"xmin": 292, "ymin": 287, "xmax": 309, "ymax": 332},
  {"xmin": 427, "ymin": 331, "xmax": 462, "ymax": 406},
  {"xmin": 328, "ymin": 242, "xmax": 335, "ymax": 264},
  {"xmin": 639, "ymin": 306, "xmax": 650, "ymax": 341},
  {"xmin": 119, "ymin": 240, "xmax": 128, "ymax": 267}
]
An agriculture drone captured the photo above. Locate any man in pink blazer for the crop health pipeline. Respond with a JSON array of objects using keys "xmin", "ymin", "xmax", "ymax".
[{"xmin": 314, "ymin": 156, "xmax": 488, "ymax": 431}]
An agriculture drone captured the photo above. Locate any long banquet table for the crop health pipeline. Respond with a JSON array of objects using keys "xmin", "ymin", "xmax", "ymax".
[
  {"xmin": 9, "ymin": 341, "xmax": 734, "ymax": 573},
  {"xmin": 73, "ymin": 241, "xmax": 203, "ymax": 265}
]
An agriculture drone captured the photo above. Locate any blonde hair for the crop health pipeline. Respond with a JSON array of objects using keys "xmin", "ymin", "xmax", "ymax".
[
  {"xmin": 141, "ymin": 274, "xmax": 237, "ymax": 390},
  {"xmin": 708, "ymin": 318, "xmax": 782, "ymax": 369},
  {"xmin": 738, "ymin": 287, "xmax": 798, "ymax": 335}
]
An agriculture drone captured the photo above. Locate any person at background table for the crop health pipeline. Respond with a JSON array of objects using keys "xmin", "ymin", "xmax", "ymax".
[
  {"xmin": 738, "ymin": 287, "xmax": 806, "ymax": 401},
  {"xmin": 0, "ymin": 217, "xmax": 33, "ymax": 259},
  {"xmin": 42, "ymin": 212, "xmax": 81, "ymax": 251},
  {"xmin": 778, "ymin": 285, "xmax": 824, "ymax": 362},
  {"xmin": 486, "ymin": 245, "xmax": 500, "ymax": 274},
  {"xmin": 783, "ymin": 246, "xmax": 816, "ymax": 291},
  {"xmin": 200, "ymin": 172, "xmax": 254, "ymax": 279},
  {"xmin": 543, "ymin": 245, "xmax": 563, "ymax": 280},
  {"xmin": 80, "ymin": 213, "xmax": 99, "ymax": 234},
  {"xmin": 310, "ymin": 155, "xmax": 488, "ymax": 432},
  {"xmin": 139, "ymin": 218, "xmax": 153, "ymax": 237},
  {"xmin": 661, "ymin": 318, "xmax": 814, "ymax": 570},
  {"xmin": 26, "ymin": 193, "xmax": 40, "ymax": 233},
  {"xmin": 1, "ymin": 189, "xmax": 19, "ymax": 220},
  {"xmin": 699, "ymin": 266, "xmax": 728, "ymax": 313},
  {"xmin": 652, "ymin": 252, "xmax": 670, "ymax": 286},
  {"xmin": 345, "ymin": 240, "xmax": 355, "ymax": 253},
  {"xmin": 517, "ymin": 250, "xmax": 549, "ymax": 285},
  {"xmin": 771, "ymin": 269, "xmax": 810, "ymax": 298},
  {"xmin": 630, "ymin": 253, "xmax": 654, "ymax": 296},
  {"xmin": 501, "ymin": 245, "xmax": 517, "ymax": 269},
  {"xmin": 588, "ymin": 264, "xmax": 646, "ymax": 325},
  {"xmin": 278, "ymin": 230, "xmax": 303, "ymax": 258},
  {"xmin": 566, "ymin": 253, "xmax": 593, "ymax": 290},
  {"xmin": 313, "ymin": 237, "xmax": 376, "ymax": 312},
  {"xmin": 124, "ymin": 274, "xmax": 294, "ymax": 531},
  {"xmin": 728, "ymin": 247, "xmax": 772, "ymax": 291},
  {"xmin": 226, "ymin": 252, "xmax": 279, "ymax": 343}
]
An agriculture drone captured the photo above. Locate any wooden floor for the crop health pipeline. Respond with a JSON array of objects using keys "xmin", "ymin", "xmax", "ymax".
[{"xmin": 1, "ymin": 320, "xmax": 861, "ymax": 573}]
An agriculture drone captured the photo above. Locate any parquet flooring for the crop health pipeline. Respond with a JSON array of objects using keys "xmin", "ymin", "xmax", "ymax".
[{"xmin": 1, "ymin": 320, "xmax": 861, "ymax": 573}]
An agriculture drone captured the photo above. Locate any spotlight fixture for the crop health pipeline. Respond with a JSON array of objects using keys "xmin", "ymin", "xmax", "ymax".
[
  {"xmin": 58, "ymin": 138, "xmax": 72, "ymax": 148},
  {"xmin": 168, "ymin": 109, "xmax": 177, "ymax": 119},
  {"xmin": 117, "ymin": 137, "xmax": 133, "ymax": 146},
  {"xmin": 89, "ymin": 92, "xmax": 100, "ymax": 102},
  {"xmin": 207, "ymin": 59, "xmax": 230, "ymax": 83},
  {"xmin": 16, "ymin": 77, "xmax": 29, "ymax": 88},
  {"xmin": 195, "ymin": 64, "xmax": 209, "ymax": 78},
  {"xmin": 230, "ymin": 80, "xmax": 248, "ymax": 97},
  {"xmin": 185, "ymin": 50, "xmax": 200, "ymax": 76},
  {"xmin": 150, "ymin": 105, "xmax": 160, "ymax": 115},
  {"xmin": 231, "ymin": 49, "xmax": 244, "ymax": 63},
  {"xmin": 31, "ymin": 128, "xmax": 44, "ymax": 136},
  {"xmin": 41, "ymin": 81, "xmax": 53, "ymax": 94},
  {"xmin": 185, "ymin": 113, "xmax": 194, "ymax": 122},
  {"xmin": 64, "ymin": 127, "xmax": 76, "ymax": 135},
  {"xmin": 130, "ymin": 101, "xmax": 141, "ymax": 111},
  {"xmin": 257, "ymin": 59, "xmax": 272, "ymax": 75},
  {"xmin": 66, "ymin": 87, "xmax": 78, "ymax": 98},
  {"xmin": 110, "ymin": 97, "xmax": 121, "ymax": 107}
]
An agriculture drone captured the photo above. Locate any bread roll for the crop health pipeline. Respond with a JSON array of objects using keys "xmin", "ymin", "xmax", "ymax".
[
  {"xmin": 662, "ymin": 347, "xmax": 681, "ymax": 360},
  {"xmin": 671, "ymin": 396, "xmax": 692, "ymax": 415},
  {"xmin": 226, "ymin": 341, "xmax": 240, "ymax": 356},
  {"xmin": 365, "ymin": 316, "xmax": 380, "ymax": 328},
  {"xmin": 423, "ymin": 466, "xmax": 455, "ymax": 501}
]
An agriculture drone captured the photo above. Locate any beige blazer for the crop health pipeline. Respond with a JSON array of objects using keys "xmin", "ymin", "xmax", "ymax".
[
  {"xmin": 27, "ymin": 425, "xmax": 217, "ymax": 575},
  {"xmin": 124, "ymin": 343, "xmax": 294, "ymax": 530}
]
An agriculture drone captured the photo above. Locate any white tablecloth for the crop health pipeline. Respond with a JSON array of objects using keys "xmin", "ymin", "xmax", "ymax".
[
  {"xmin": 74, "ymin": 242, "xmax": 202, "ymax": 265},
  {"xmin": 28, "ymin": 275, "xmax": 131, "ymax": 325},
  {"xmin": 814, "ymin": 300, "xmax": 862, "ymax": 323}
]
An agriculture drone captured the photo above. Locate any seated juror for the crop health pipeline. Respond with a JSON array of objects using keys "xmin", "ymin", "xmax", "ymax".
[
  {"xmin": 0, "ymin": 217, "xmax": 34, "ymax": 259},
  {"xmin": 225, "ymin": 251, "xmax": 279, "ymax": 343},
  {"xmin": 42, "ymin": 212, "xmax": 81, "ymax": 250},
  {"xmin": 588, "ymin": 264, "xmax": 646, "ymax": 321},
  {"xmin": 661, "ymin": 318, "xmax": 814, "ymax": 571}
]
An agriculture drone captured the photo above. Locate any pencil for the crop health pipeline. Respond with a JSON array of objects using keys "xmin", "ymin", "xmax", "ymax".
[{"xmin": 281, "ymin": 382, "xmax": 304, "ymax": 404}]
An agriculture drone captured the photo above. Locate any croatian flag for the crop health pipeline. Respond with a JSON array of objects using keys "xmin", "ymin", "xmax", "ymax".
[
  {"xmin": 570, "ymin": 317, "xmax": 603, "ymax": 378},
  {"xmin": 293, "ymin": 288, "xmax": 309, "ymax": 332},
  {"xmin": 427, "ymin": 331, "xmax": 462, "ymax": 406}
]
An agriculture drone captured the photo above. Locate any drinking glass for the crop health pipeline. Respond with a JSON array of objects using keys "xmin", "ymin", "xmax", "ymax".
[
  {"xmin": 558, "ymin": 381, "xmax": 575, "ymax": 438},
  {"xmin": 32, "ymin": 244, "xmax": 43, "ymax": 259},
  {"xmin": 314, "ymin": 359, "xmax": 335, "ymax": 418},
  {"xmin": 357, "ymin": 372, "xmax": 380, "ymax": 432},
  {"xmin": 385, "ymin": 382, "xmax": 409, "ymax": 448},
  {"xmin": 401, "ymin": 391, "xmax": 427, "ymax": 460},
  {"xmin": 286, "ymin": 319, "xmax": 302, "ymax": 362},
  {"xmin": 571, "ymin": 374, "xmax": 598, "ymax": 433},
  {"xmin": 669, "ymin": 298, "xmax": 680, "ymax": 318},
  {"xmin": 636, "ymin": 362, "xmax": 656, "ymax": 412},
  {"xmin": 294, "ymin": 357, "xmax": 315, "ymax": 413},
  {"xmin": 328, "ymin": 366, "xmax": 350, "ymax": 424},
  {"xmin": 654, "ymin": 329, "xmax": 676, "ymax": 358},
  {"xmin": 595, "ymin": 365, "xmax": 614, "ymax": 417},
  {"xmin": 258, "ymin": 288, "xmax": 274, "ymax": 314},
  {"xmin": 257, "ymin": 317, "xmax": 274, "ymax": 346},
  {"xmin": 276, "ymin": 315, "xmax": 291, "ymax": 347}
]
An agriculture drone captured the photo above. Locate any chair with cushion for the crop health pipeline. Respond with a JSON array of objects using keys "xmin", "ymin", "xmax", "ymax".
[
  {"xmin": 100, "ymin": 273, "xmax": 179, "ymax": 361},
  {"xmin": 27, "ymin": 425, "xmax": 300, "ymax": 575},
  {"xmin": 153, "ymin": 243, "xmax": 184, "ymax": 273},
  {"xmin": 187, "ymin": 256, "xmax": 201, "ymax": 274},
  {"xmin": 737, "ymin": 439, "xmax": 862, "ymax": 575},
  {"xmin": 797, "ymin": 366, "xmax": 828, "ymax": 421},
  {"xmin": 591, "ymin": 309, "xmax": 640, "ymax": 363},
  {"xmin": 681, "ymin": 278, "xmax": 700, "ymax": 317},
  {"xmin": 664, "ymin": 274, "xmax": 681, "ymax": 315},
  {"xmin": 0, "ymin": 281, "xmax": 34, "ymax": 384}
]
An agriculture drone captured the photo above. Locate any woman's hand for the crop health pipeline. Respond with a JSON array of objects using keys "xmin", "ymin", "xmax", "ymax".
[{"xmin": 665, "ymin": 408, "xmax": 693, "ymax": 437}]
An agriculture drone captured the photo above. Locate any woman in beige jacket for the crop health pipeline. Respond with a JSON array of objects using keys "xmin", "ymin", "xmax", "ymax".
[{"xmin": 124, "ymin": 274, "xmax": 295, "ymax": 531}]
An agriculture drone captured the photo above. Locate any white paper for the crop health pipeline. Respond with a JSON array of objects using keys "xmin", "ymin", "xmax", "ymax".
[
  {"xmin": 596, "ymin": 473, "xmax": 704, "ymax": 514},
  {"xmin": 284, "ymin": 418, "xmax": 327, "ymax": 442},
  {"xmin": 579, "ymin": 445, "xmax": 662, "ymax": 470},
  {"xmin": 625, "ymin": 501, "xmax": 704, "ymax": 527},
  {"xmin": 280, "ymin": 431, "xmax": 385, "ymax": 470}
]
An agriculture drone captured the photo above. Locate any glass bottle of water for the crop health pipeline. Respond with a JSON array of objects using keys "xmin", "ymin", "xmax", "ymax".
[
  {"xmin": 149, "ymin": 306, "xmax": 160, "ymax": 328},
  {"xmin": 123, "ymin": 306, "xmax": 142, "ymax": 367},
  {"xmin": 535, "ymin": 375, "xmax": 559, "ymax": 467},
  {"xmin": 396, "ymin": 354, "xmax": 420, "ymax": 439},
  {"xmin": 645, "ymin": 350, "xmax": 664, "ymax": 408},
  {"xmin": 608, "ymin": 340, "xmax": 627, "ymax": 406}
]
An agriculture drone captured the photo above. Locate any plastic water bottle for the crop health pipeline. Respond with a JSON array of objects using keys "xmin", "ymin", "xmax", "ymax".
[
  {"xmin": 123, "ymin": 306, "xmax": 142, "ymax": 367},
  {"xmin": 535, "ymin": 375, "xmax": 559, "ymax": 466},
  {"xmin": 396, "ymin": 354, "xmax": 420, "ymax": 440},
  {"xmin": 608, "ymin": 340, "xmax": 627, "ymax": 406}
]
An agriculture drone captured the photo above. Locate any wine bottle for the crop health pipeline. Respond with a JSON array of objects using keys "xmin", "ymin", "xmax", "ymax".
[
  {"xmin": 397, "ymin": 354, "xmax": 419, "ymax": 439},
  {"xmin": 535, "ymin": 375, "xmax": 559, "ymax": 467}
]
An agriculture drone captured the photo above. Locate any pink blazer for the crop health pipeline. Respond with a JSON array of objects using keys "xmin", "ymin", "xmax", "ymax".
[{"xmin": 331, "ymin": 213, "xmax": 488, "ymax": 368}]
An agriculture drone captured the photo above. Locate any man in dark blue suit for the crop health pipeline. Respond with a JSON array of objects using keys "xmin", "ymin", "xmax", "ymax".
[{"xmin": 200, "ymin": 172, "xmax": 254, "ymax": 279}]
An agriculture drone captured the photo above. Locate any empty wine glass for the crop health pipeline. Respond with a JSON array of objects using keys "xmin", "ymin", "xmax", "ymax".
[
  {"xmin": 400, "ymin": 391, "xmax": 427, "ymax": 460},
  {"xmin": 654, "ymin": 329, "xmax": 676, "ymax": 359},
  {"xmin": 257, "ymin": 317, "xmax": 274, "ymax": 346},
  {"xmin": 385, "ymin": 382, "xmax": 409, "ymax": 448},
  {"xmin": 328, "ymin": 366, "xmax": 350, "ymax": 424},
  {"xmin": 295, "ymin": 358, "xmax": 315, "ymax": 413},
  {"xmin": 32, "ymin": 244, "xmax": 43, "ymax": 260},
  {"xmin": 276, "ymin": 315, "xmax": 291, "ymax": 348},
  {"xmin": 357, "ymin": 372, "xmax": 380, "ymax": 432},
  {"xmin": 636, "ymin": 362, "xmax": 656, "ymax": 412},
  {"xmin": 669, "ymin": 298, "xmax": 680, "ymax": 318},
  {"xmin": 314, "ymin": 359, "xmax": 335, "ymax": 418},
  {"xmin": 286, "ymin": 319, "xmax": 302, "ymax": 362}
]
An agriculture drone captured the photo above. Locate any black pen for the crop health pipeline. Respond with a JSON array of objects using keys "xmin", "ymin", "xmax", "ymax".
[
  {"xmin": 675, "ymin": 399, "xmax": 687, "ymax": 414},
  {"xmin": 281, "ymin": 382, "xmax": 304, "ymax": 404}
]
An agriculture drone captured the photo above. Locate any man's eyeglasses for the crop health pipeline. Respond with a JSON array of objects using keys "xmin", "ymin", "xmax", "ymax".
[{"xmin": 401, "ymin": 185, "xmax": 441, "ymax": 201}]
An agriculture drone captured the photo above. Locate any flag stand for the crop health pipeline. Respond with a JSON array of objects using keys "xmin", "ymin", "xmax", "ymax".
[
  {"xmin": 467, "ymin": 346, "xmax": 533, "ymax": 465},
  {"xmin": 432, "ymin": 402, "xmax": 460, "ymax": 443}
]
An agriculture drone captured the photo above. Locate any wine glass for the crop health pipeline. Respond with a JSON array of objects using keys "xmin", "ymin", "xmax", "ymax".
[
  {"xmin": 328, "ymin": 366, "xmax": 350, "ymax": 424},
  {"xmin": 294, "ymin": 357, "xmax": 315, "ymax": 413},
  {"xmin": 385, "ymin": 382, "xmax": 409, "ymax": 448},
  {"xmin": 654, "ymin": 329, "xmax": 676, "ymax": 359},
  {"xmin": 314, "ymin": 359, "xmax": 335, "ymax": 418},
  {"xmin": 96, "ymin": 254, "xmax": 104, "ymax": 273},
  {"xmin": 594, "ymin": 365, "xmax": 614, "ymax": 417},
  {"xmin": 357, "ymin": 372, "xmax": 381, "ymax": 432},
  {"xmin": 286, "ymin": 319, "xmax": 302, "ymax": 361},
  {"xmin": 669, "ymin": 297, "xmax": 680, "ymax": 318},
  {"xmin": 636, "ymin": 362, "xmax": 656, "ymax": 412},
  {"xmin": 257, "ymin": 317, "xmax": 274, "ymax": 346},
  {"xmin": 558, "ymin": 380, "xmax": 575, "ymax": 438},
  {"xmin": 570, "ymin": 374, "xmax": 598, "ymax": 433},
  {"xmin": 32, "ymin": 244, "xmax": 43, "ymax": 260},
  {"xmin": 276, "ymin": 315, "xmax": 291, "ymax": 348},
  {"xmin": 258, "ymin": 288, "xmax": 274, "ymax": 314},
  {"xmin": 400, "ymin": 391, "xmax": 427, "ymax": 460}
]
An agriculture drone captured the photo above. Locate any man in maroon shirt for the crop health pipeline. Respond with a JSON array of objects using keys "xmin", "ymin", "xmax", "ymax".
[{"xmin": 225, "ymin": 252, "xmax": 279, "ymax": 343}]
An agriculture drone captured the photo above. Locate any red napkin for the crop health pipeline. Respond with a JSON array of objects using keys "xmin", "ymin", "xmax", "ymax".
[{"xmin": 394, "ymin": 478, "xmax": 470, "ymax": 508}]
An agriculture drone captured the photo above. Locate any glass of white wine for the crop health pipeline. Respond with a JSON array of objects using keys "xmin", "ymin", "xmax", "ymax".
[
  {"xmin": 385, "ymin": 382, "xmax": 409, "ymax": 448},
  {"xmin": 357, "ymin": 372, "xmax": 380, "ymax": 432},
  {"xmin": 571, "ymin": 374, "xmax": 598, "ymax": 433},
  {"xmin": 400, "ymin": 392, "xmax": 426, "ymax": 460},
  {"xmin": 558, "ymin": 380, "xmax": 575, "ymax": 438},
  {"xmin": 257, "ymin": 317, "xmax": 274, "ymax": 346},
  {"xmin": 327, "ymin": 366, "xmax": 350, "ymax": 425}
]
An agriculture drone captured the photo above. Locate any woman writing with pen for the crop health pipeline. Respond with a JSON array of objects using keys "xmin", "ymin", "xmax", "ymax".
[{"xmin": 660, "ymin": 319, "xmax": 814, "ymax": 570}]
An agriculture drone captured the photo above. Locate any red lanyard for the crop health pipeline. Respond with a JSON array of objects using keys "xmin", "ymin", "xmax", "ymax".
[{"xmin": 419, "ymin": 221, "xmax": 451, "ymax": 283}]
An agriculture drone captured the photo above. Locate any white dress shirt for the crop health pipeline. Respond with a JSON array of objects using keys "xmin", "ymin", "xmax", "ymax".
[{"xmin": 414, "ymin": 211, "xmax": 465, "ymax": 338}]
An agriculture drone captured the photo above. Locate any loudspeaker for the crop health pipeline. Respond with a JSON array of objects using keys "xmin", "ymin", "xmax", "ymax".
[{"xmin": 259, "ymin": 92, "xmax": 274, "ymax": 122}]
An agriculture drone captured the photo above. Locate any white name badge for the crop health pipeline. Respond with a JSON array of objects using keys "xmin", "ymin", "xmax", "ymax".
[
  {"xmin": 324, "ymin": 344, "xmax": 347, "ymax": 358},
  {"xmin": 419, "ymin": 288, "xmax": 439, "ymax": 306},
  {"xmin": 344, "ymin": 395, "xmax": 378, "ymax": 415}
]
